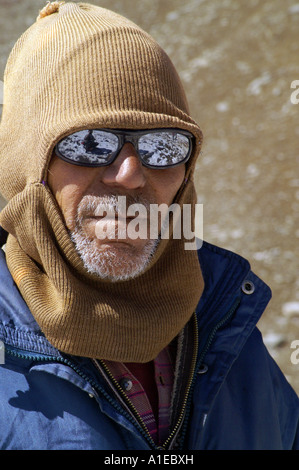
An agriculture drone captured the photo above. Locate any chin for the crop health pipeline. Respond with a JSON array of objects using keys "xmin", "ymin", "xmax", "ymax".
[{"xmin": 70, "ymin": 229, "xmax": 159, "ymax": 282}]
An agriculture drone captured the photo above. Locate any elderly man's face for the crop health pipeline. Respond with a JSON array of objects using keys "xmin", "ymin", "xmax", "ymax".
[{"xmin": 48, "ymin": 142, "xmax": 185, "ymax": 281}]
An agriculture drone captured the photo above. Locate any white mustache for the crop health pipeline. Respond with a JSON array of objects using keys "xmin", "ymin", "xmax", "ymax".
[{"xmin": 76, "ymin": 194, "xmax": 153, "ymax": 223}]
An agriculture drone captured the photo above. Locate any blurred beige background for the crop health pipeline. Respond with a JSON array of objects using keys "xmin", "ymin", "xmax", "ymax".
[{"xmin": 0, "ymin": 0, "xmax": 298, "ymax": 393}]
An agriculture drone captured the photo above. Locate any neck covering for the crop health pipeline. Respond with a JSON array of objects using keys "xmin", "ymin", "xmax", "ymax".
[{"xmin": 0, "ymin": 2, "xmax": 204, "ymax": 362}]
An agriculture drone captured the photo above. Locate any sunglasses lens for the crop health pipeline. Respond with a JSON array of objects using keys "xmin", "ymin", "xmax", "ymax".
[
  {"xmin": 56, "ymin": 130, "xmax": 119, "ymax": 166},
  {"xmin": 138, "ymin": 131, "xmax": 191, "ymax": 167}
]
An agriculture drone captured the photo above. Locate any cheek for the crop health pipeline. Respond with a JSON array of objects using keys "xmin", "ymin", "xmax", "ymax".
[
  {"xmin": 47, "ymin": 156, "xmax": 99, "ymax": 231},
  {"xmin": 152, "ymin": 166, "xmax": 185, "ymax": 205},
  {"xmin": 54, "ymin": 185, "xmax": 83, "ymax": 231}
]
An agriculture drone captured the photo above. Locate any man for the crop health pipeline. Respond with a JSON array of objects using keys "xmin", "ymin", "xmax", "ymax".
[{"xmin": 0, "ymin": 1, "xmax": 298, "ymax": 450}]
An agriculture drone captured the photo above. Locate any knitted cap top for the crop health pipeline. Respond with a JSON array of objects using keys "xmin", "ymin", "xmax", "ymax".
[{"xmin": 0, "ymin": 2, "xmax": 204, "ymax": 362}]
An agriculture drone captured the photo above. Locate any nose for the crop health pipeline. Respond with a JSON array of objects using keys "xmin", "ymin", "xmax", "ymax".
[{"xmin": 101, "ymin": 143, "xmax": 146, "ymax": 189}]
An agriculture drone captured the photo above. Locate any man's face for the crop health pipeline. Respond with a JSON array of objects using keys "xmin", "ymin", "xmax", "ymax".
[{"xmin": 48, "ymin": 141, "xmax": 185, "ymax": 281}]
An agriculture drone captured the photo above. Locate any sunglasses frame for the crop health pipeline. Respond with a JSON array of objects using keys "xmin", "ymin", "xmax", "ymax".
[{"xmin": 54, "ymin": 128, "xmax": 195, "ymax": 169}]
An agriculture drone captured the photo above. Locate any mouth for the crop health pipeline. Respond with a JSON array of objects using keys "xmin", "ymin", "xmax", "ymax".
[
  {"xmin": 76, "ymin": 195, "xmax": 154, "ymax": 243},
  {"xmin": 87, "ymin": 215, "xmax": 149, "ymax": 242}
]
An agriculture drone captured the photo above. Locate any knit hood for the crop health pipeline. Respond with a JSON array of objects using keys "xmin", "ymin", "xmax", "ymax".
[{"xmin": 0, "ymin": 2, "xmax": 204, "ymax": 362}]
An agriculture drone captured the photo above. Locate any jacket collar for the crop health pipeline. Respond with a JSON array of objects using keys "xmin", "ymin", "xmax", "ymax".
[
  {"xmin": 196, "ymin": 240, "xmax": 271, "ymax": 361},
  {"xmin": 0, "ymin": 248, "xmax": 59, "ymax": 357}
]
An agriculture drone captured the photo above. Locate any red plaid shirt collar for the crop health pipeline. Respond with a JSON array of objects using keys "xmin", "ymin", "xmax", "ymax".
[{"xmin": 103, "ymin": 346, "xmax": 174, "ymax": 445}]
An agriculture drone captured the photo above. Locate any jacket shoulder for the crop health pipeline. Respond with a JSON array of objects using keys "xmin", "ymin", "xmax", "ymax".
[
  {"xmin": 197, "ymin": 241, "xmax": 250, "ymax": 280},
  {"xmin": 0, "ymin": 249, "xmax": 59, "ymax": 356}
]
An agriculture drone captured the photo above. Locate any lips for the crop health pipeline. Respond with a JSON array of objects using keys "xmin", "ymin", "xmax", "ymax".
[{"xmin": 94, "ymin": 215, "xmax": 149, "ymax": 241}]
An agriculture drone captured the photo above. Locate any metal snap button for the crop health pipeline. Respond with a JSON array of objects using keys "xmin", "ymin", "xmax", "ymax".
[
  {"xmin": 197, "ymin": 364, "xmax": 208, "ymax": 374},
  {"xmin": 241, "ymin": 280, "xmax": 255, "ymax": 295},
  {"xmin": 120, "ymin": 378, "xmax": 133, "ymax": 391}
]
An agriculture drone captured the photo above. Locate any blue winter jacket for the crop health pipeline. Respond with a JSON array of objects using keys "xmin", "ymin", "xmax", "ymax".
[{"xmin": 0, "ymin": 241, "xmax": 298, "ymax": 450}]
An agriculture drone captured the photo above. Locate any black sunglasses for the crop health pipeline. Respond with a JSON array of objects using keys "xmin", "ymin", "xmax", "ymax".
[{"xmin": 55, "ymin": 128, "xmax": 195, "ymax": 169}]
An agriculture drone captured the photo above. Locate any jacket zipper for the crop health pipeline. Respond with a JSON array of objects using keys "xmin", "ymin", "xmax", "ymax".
[
  {"xmin": 93, "ymin": 313, "xmax": 199, "ymax": 451},
  {"xmin": 163, "ymin": 313, "xmax": 199, "ymax": 450},
  {"xmin": 93, "ymin": 358, "xmax": 158, "ymax": 449}
]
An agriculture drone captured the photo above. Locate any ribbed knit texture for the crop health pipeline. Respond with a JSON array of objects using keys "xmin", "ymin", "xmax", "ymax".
[{"xmin": 0, "ymin": 2, "xmax": 204, "ymax": 361}]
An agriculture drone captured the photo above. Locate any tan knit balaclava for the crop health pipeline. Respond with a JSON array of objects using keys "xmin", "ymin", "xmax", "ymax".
[{"xmin": 0, "ymin": 2, "xmax": 204, "ymax": 362}]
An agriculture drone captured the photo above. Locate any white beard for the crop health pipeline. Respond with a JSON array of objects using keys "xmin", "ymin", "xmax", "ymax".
[{"xmin": 70, "ymin": 194, "xmax": 159, "ymax": 282}]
